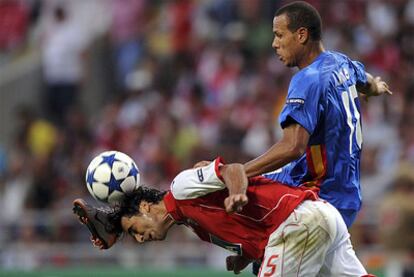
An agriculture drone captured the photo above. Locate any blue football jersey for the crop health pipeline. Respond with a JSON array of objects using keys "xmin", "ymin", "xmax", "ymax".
[{"xmin": 264, "ymin": 51, "xmax": 367, "ymax": 214}]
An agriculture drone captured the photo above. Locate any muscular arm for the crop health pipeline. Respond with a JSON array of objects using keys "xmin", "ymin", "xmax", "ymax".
[
  {"xmin": 220, "ymin": 163, "xmax": 249, "ymax": 213},
  {"xmin": 244, "ymin": 123, "xmax": 309, "ymax": 178},
  {"xmin": 356, "ymin": 72, "xmax": 392, "ymax": 97},
  {"xmin": 221, "ymin": 163, "xmax": 248, "ymax": 195},
  {"xmin": 219, "ymin": 165, "xmax": 252, "ymax": 272}
]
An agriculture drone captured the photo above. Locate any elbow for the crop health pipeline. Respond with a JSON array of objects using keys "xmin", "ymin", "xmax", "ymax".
[
  {"xmin": 280, "ymin": 123, "xmax": 309, "ymax": 162},
  {"xmin": 281, "ymin": 127, "xmax": 308, "ymax": 161},
  {"xmin": 287, "ymin": 143, "xmax": 306, "ymax": 160}
]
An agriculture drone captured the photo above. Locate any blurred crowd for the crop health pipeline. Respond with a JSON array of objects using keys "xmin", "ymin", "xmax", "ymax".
[{"xmin": 0, "ymin": 0, "xmax": 414, "ymax": 274}]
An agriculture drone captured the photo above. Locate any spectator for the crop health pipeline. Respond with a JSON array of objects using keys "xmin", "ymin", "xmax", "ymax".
[{"xmin": 39, "ymin": 4, "xmax": 88, "ymax": 126}]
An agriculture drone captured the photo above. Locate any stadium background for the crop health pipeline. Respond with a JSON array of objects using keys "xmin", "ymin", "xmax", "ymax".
[{"xmin": 0, "ymin": 0, "xmax": 413, "ymax": 276}]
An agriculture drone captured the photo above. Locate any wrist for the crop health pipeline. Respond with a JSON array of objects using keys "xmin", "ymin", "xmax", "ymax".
[{"xmin": 368, "ymin": 81, "xmax": 379, "ymax": 96}]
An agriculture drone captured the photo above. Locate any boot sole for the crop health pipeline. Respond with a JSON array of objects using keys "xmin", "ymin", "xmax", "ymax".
[{"xmin": 73, "ymin": 198, "xmax": 110, "ymax": 249}]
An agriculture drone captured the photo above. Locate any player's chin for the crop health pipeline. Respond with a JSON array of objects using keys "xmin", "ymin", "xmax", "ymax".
[
  {"xmin": 285, "ymin": 60, "xmax": 295, "ymax": 67},
  {"xmin": 280, "ymin": 56, "xmax": 295, "ymax": 67}
]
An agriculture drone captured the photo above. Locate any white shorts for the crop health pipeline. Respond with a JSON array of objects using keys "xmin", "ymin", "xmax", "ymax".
[{"xmin": 258, "ymin": 200, "xmax": 367, "ymax": 277}]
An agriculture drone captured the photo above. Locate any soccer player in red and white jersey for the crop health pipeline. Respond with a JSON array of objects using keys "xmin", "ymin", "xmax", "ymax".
[{"xmin": 74, "ymin": 158, "xmax": 371, "ymax": 276}]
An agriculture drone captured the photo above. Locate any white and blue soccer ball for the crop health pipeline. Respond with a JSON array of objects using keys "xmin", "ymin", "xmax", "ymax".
[{"xmin": 85, "ymin": 151, "xmax": 140, "ymax": 204}]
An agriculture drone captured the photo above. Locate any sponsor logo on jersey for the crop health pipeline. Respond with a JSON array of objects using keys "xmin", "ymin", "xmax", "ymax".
[
  {"xmin": 197, "ymin": 169, "xmax": 204, "ymax": 182},
  {"xmin": 286, "ymin": 98, "xmax": 305, "ymax": 104}
]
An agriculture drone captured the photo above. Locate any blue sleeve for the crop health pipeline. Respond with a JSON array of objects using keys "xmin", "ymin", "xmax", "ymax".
[
  {"xmin": 351, "ymin": 60, "xmax": 367, "ymax": 85},
  {"xmin": 279, "ymin": 74, "xmax": 322, "ymax": 135}
]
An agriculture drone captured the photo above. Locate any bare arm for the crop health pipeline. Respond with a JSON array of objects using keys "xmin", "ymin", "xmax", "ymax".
[
  {"xmin": 220, "ymin": 167, "xmax": 253, "ymax": 272},
  {"xmin": 357, "ymin": 72, "xmax": 393, "ymax": 99},
  {"xmin": 244, "ymin": 123, "xmax": 309, "ymax": 178},
  {"xmin": 220, "ymin": 163, "xmax": 249, "ymax": 213}
]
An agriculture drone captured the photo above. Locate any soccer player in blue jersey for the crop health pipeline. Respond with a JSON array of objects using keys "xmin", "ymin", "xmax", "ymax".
[
  {"xmin": 192, "ymin": 1, "xmax": 391, "ymax": 273},
  {"xmin": 243, "ymin": 1, "xmax": 392, "ymax": 229}
]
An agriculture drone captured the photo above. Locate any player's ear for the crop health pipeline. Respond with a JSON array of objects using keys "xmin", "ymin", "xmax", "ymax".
[
  {"xmin": 139, "ymin": 201, "xmax": 150, "ymax": 213},
  {"xmin": 297, "ymin": 27, "xmax": 309, "ymax": 44}
]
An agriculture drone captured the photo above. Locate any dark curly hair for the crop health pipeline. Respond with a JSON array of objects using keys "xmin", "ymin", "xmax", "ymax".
[{"xmin": 106, "ymin": 186, "xmax": 167, "ymax": 236}]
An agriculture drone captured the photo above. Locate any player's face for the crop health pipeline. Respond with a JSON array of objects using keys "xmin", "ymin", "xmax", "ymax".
[
  {"xmin": 272, "ymin": 14, "xmax": 303, "ymax": 67},
  {"xmin": 121, "ymin": 202, "xmax": 168, "ymax": 243}
]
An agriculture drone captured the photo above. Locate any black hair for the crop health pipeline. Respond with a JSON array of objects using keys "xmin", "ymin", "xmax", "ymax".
[
  {"xmin": 275, "ymin": 1, "xmax": 322, "ymax": 41},
  {"xmin": 106, "ymin": 186, "xmax": 167, "ymax": 236}
]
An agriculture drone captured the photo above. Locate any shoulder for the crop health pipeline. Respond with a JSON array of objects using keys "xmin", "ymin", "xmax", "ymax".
[
  {"xmin": 320, "ymin": 51, "xmax": 366, "ymax": 85},
  {"xmin": 291, "ymin": 52, "xmax": 341, "ymax": 87},
  {"xmin": 321, "ymin": 51, "xmax": 351, "ymax": 63},
  {"xmin": 290, "ymin": 51, "xmax": 353, "ymax": 92},
  {"xmin": 170, "ymin": 158, "xmax": 226, "ymax": 200},
  {"xmin": 170, "ymin": 167, "xmax": 204, "ymax": 199},
  {"xmin": 321, "ymin": 51, "xmax": 364, "ymax": 72}
]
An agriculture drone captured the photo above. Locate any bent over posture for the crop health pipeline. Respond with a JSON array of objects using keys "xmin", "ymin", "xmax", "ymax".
[{"xmin": 73, "ymin": 159, "xmax": 371, "ymax": 276}]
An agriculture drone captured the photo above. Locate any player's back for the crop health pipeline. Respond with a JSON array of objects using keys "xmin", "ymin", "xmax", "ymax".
[
  {"xmin": 316, "ymin": 51, "xmax": 365, "ymax": 212},
  {"xmin": 265, "ymin": 51, "xmax": 367, "ymax": 222}
]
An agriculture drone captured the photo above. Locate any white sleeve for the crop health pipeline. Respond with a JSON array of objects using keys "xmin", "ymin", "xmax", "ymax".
[{"xmin": 170, "ymin": 159, "xmax": 226, "ymax": 200}]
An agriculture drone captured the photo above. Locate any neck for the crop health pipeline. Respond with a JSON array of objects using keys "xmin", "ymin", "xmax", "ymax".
[
  {"xmin": 297, "ymin": 41, "xmax": 325, "ymax": 69},
  {"xmin": 156, "ymin": 200, "xmax": 176, "ymax": 231}
]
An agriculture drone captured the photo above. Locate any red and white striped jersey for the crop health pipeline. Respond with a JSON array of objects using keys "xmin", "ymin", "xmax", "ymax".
[{"xmin": 163, "ymin": 158, "xmax": 318, "ymax": 260}]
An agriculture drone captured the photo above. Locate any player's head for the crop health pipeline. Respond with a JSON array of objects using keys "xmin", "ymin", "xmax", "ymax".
[
  {"xmin": 54, "ymin": 5, "xmax": 67, "ymax": 22},
  {"xmin": 110, "ymin": 186, "xmax": 170, "ymax": 243},
  {"xmin": 272, "ymin": 1, "xmax": 322, "ymax": 67}
]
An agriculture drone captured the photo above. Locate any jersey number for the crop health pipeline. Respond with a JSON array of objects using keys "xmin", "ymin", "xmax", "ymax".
[
  {"xmin": 263, "ymin": 255, "xmax": 279, "ymax": 277},
  {"xmin": 341, "ymin": 85, "xmax": 362, "ymax": 154}
]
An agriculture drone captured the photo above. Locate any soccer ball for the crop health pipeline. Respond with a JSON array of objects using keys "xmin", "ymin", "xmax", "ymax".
[{"xmin": 85, "ymin": 151, "xmax": 140, "ymax": 204}]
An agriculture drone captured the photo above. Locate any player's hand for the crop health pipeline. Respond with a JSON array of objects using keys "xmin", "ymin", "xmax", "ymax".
[
  {"xmin": 226, "ymin": 255, "xmax": 251, "ymax": 274},
  {"xmin": 374, "ymin": 76, "xmax": 393, "ymax": 96},
  {"xmin": 90, "ymin": 235, "xmax": 105, "ymax": 250},
  {"xmin": 363, "ymin": 76, "xmax": 393, "ymax": 101},
  {"xmin": 193, "ymin": 160, "xmax": 211, "ymax": 168},
  {"xmin": 224, "ymin": 194, "xmax": 248, "ymax": 213}
]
